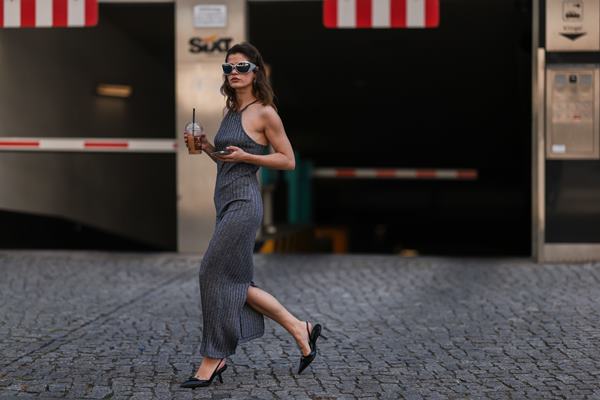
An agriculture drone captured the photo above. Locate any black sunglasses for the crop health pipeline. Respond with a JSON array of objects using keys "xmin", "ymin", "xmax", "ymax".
[{"xmin": 222, "ymin": 61, "xmax": 258, "ymax": 75}]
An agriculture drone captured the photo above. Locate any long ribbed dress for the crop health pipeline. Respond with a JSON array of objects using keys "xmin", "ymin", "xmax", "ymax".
[{"xmin": 198, "ymin": 100, "xmax": 268, "ymax": 358}]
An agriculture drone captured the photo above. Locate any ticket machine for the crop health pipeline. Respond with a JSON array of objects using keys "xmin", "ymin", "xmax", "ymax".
[{"xmin": 546, "ymin": 65, "xmax": 600, "ymax": 160}]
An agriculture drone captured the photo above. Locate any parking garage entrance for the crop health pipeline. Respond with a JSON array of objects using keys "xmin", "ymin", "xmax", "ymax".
[{"xmin": 249, "ymin": 0, "xmax": 533, "ymax": 256}]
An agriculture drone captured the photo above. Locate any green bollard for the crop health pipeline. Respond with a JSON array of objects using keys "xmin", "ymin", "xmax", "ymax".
[
  {"xmin": 285, "ymin": 151, "xmax": 301, "ymax": 224},
  {"xmin": 299, "ymin": 160, "xmax": 313, "ymax": 224},
  {"xmin": 260, "ymin": 164, "xmax": 278, "ymax": 186}
]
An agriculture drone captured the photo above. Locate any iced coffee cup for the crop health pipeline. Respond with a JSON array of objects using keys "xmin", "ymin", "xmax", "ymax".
[{"xmin": 185, "ymin": 122, "xmax": 203, "ymax": 154}]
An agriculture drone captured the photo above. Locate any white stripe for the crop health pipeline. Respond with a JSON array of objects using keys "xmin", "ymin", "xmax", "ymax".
[
  {"xmin": 4, "ymin": 0, "xmax": 21, "ymax": 28},
  {"xmin": 68, "ymin": 0, "xmax": 85, "ymax": 27},
  {"xmin": 40, "ymin": 139, "xmax": 85, "ymax": 150},
  {"xmin": 313, "ymin": 168, "xmax": 337, "ymax": 178},
  {"xmin": 128, "ymin": 140, "xmax": 177, "ymax": 152},
  {"xmin": 407, "ymin": 0, "xmax": 425, "ymax": 27},
  {"xmin": 372, "ymin": 0, "xmax": 390, "ymax": 28},
  {"xmin": 35, "ymin": 0, "xmax": 53, "ymax": 27},
  {"xmin": 337, "ymin": 0, "xmax": 356, "ymax": 28}
]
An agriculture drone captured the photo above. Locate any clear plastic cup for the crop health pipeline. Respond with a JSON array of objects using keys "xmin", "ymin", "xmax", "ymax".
[{"xmin": 185, "ymin": 122, "xmax": 203, "ymax": 154}]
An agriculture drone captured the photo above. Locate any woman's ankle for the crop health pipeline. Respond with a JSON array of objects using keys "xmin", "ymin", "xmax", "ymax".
[{"xmin": 291, "ymin": 319, "xmax": 308, "ymax": 339}]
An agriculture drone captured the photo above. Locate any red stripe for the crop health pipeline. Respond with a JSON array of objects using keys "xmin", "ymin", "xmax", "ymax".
[
  {"xmin": 416, "ymin": 170, "xmax": 436, "ymax": 178},
  {"xmin": 53, "ymin": 0, "xmax": 68, "ymax": 27},
  {"xmin": 390, "ymin": 0, "xmax": 406, "ymax": 28},
  {"xmin": 0, "ymin": 0, "xmax": 4, "ymax": 28},
  {"xmin": 0, "ymin": 140, "xmax": 40, "ymax": 147},
  {"xmin": 356, "ymin": 0, "xmax": 371, "ymax": 28},
  {"xmin": 458, "ymin": 170, "xmax": 478, "ymax": 179},
  {"xmin": 336, "ymin": 169, "xmax": 356, "ymax": 178},
  {"xmin": 323, "ymin": 0, "xmax": 337, "ymax": 28},
  {"xmin": 425, "ymin": 0, "xmax": 439, "ymax": 28},
  {"xmin": 85, "ymin": 0, "xmax": 97, "ymax": 26},
  {"xmin": 376, "ymin": 169, "xmax": 396, "ymax": 178},
  {"xmin": 84, "ymin": 141, "xmax": 128, "ymax": 148},
  {"xmin": 21, "ymin": 0, "xmax": 36, "ymax": 27}
]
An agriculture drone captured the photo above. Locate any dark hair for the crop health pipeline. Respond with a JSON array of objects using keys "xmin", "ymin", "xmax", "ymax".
[{"xmin": 220, "ymin": 42, "xmax": 276, "ymax": 112}]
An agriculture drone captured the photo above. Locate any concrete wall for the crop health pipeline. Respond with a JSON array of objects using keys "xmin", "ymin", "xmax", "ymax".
[
  {"xmin": 0, "ymin": 3, "xmax": 176, "ymax": 249},
  {"xmin": 176, "ymin": 0, "xmax": 247, "ymax": 252}
]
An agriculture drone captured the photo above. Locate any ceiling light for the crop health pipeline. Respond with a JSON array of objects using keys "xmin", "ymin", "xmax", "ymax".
[{"xmin": 96, "ymin": 84, "xmax": 132, "ymax": 98}]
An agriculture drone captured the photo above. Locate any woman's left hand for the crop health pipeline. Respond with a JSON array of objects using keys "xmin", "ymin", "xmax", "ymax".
[{"xmin": 216, "ymin": 145, "xmax": 248, "ymax": 162}]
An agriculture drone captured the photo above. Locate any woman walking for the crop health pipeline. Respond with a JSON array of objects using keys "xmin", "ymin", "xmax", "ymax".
[{"xmin": 181, "ymin": 42, "xmax": 326, "ymax": 389}]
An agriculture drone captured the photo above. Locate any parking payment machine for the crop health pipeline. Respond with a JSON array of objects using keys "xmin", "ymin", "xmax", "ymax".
[{"xmin": 546, "ymin": 65, "xmax": 600, "ymax": 160}]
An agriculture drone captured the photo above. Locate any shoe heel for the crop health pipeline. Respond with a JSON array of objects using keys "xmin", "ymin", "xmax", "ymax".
[{"xmin": 218, "ymin": 373, "xmax": 223, "ymax": 383}]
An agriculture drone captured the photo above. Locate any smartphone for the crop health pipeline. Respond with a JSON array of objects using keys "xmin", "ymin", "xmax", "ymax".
[{"xmin": 211, "ymin": 149, "xmax": 233, "ymax": 156}]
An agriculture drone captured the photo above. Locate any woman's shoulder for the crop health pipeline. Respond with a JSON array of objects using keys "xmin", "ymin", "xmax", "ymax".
[{"xmin": 256, "ymin": 103, "xmax": 279, "ymax": 120}]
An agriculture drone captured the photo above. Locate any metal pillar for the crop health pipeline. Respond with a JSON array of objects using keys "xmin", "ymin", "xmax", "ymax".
[{"xmin": 533, "ymin": 0, "xmax": 600, "ymax": 262}]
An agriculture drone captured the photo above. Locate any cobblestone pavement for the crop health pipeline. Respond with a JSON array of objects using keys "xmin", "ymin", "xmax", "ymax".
[{"xmin": 1, "ymin": 251, "xmax": 600, "ymax": 399}]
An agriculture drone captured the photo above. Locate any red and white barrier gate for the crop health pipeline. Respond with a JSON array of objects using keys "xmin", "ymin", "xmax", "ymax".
[
  {"xmin": 0, "ymin": 139, "xmax": 477, "ymax": 180},
  {"xmin": 0, "ymin": 137, "xmax": 176, "ymax": 153},
  {"xmin": 314, "ymin": 168, "xmax": 478, "ymax": 180}
]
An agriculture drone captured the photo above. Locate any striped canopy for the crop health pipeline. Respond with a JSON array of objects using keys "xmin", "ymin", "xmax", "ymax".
[
  {"xmin": 324, "ymin": 0, "xmax": 439, "ymax": 29},
  {"xmin": 0, "ymin": 0, "xmax": 98, "ymax": 28}
]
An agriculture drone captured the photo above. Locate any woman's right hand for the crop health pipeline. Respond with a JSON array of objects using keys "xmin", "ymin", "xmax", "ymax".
[
  {"xmin": 183, "ymin": 132, "xmax": 208, "ymax": 152},
  {"xmin": 183, "ymin": 131, "xmax": 191, "ymax": 151}
]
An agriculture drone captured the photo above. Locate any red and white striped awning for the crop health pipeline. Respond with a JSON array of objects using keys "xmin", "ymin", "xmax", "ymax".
[
  {"xmin": 323, "ymin": 0, "xmax": 439, "ymax": 29},
  {"xmin": 0, "ymin": 0, "xmax": 98, "ymax": 28}
]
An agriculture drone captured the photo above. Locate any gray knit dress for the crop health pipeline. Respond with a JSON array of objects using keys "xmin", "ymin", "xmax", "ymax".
[{"xmin": 198, "ymin": 101, "xmax": 268, "ymax": 358}]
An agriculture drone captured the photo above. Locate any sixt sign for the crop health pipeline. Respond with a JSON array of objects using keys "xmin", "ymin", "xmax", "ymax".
[{"xmin": 189, "ymin": 35, "xmax": 233, "ymax": 54}]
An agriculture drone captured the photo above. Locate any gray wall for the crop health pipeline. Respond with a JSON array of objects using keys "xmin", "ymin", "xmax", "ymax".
[{"xmin": 0, "ymin": 3, "xmax": 176, "ymax": 249}]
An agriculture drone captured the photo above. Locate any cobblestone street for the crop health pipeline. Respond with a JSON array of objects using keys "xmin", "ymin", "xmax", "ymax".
[{"xmin": 1, "ymin": 251, "xmax": 600, "ymax": 399}]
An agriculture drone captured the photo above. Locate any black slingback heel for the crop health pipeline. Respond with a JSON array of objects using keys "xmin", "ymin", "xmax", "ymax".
[
  {"xmin": 297, "ymin": 321, "xmax": 328, "ymax": 374},
  {"xmin": 180, "ymin": 358, "xmax": 227, "ymax": 389}
]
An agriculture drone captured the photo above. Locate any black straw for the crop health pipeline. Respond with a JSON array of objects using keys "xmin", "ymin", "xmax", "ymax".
[{"xmin": 192, "ymin": 108, "xmax": 195, "ymax": 130}]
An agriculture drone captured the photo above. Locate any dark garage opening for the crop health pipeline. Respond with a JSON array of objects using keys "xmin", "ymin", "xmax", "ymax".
[
  {"xmin": 0, "ymin": 3, "xmax": 176, "ymax": 250},
  {"xmin": 249, "ymin": 0, "xmax": 532, "ymax": 256}
]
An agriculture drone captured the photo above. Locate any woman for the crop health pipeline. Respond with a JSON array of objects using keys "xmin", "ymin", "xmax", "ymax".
[{"xmin": 181, "ymin": 42, "xmax": 327, "ymax": 389}]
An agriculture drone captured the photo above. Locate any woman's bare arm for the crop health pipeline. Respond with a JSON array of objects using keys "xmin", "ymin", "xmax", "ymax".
[{"xmin": 238, "ymin": 107, "xmax": 295, "ymax": 170}]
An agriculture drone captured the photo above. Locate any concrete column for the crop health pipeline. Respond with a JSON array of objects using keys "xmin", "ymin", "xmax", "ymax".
[{"xmin": 175, "ymin": 0, "xmax": 246, "ymax": 252}]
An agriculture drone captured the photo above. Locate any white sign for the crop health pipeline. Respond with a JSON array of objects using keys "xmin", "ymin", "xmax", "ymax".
[
  {"xmin": 193, "ymin": 5, "xmax": 227, "ymax": 28},
  {"xmin": 546, "ymin": 0, "xmax": 600, "ymax": 51}
]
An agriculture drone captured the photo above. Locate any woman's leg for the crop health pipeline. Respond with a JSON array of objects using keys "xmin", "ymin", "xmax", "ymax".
[
  {"xmin": 194, "ymin": 286, "xmax": 311, "ymax": 379},
  {"xmin": 245, "ymin": 285, "xmax": 312, "ymax": 357},
  {"xmin": 194, "ymin": 356, "xmax": 226, "ymax": 380}
]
